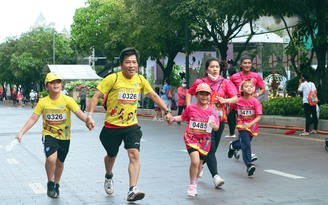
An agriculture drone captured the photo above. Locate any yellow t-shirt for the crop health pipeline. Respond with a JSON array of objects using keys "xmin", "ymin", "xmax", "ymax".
[
  {"xmin": 34, "ymin": 94, "xmax": 80, "ymax": 140},
  {"xmin": 97, "ymin": 72, "xmax": 152, "ymax": 126}
]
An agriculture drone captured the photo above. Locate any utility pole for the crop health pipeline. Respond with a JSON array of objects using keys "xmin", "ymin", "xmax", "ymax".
[
  {"xmin": 185, "ymin": 18, "xmax": 190, "ymax": 87},
  {"xmin": 52, "ymin": 30, "xmax": 56, "ymax": 64}
]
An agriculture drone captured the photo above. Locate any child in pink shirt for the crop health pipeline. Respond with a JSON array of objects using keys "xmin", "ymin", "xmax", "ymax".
[
  {"xmin": 169, "ymin": 83, "xmax": 220, "ymax": 197},
  {"xmin": 227, "ymin": 80, "xmax": 262, "ymax": 177}
]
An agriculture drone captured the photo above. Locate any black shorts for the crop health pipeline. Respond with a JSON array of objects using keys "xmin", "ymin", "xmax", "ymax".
[
  {"xmin": 42, "ymin": 135, "xmax": 70, "ymax": 163},
  {"xmin": 99, "ymin": 125, "xmax": 142, "ymax": 157},
  {"xmin": 187, "ymin": 147, "xmax": 207, "ymax": 161}
]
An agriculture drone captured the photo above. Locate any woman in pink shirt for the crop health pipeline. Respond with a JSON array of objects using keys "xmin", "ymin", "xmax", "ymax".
[
  {"xmin": 169, "ymin": 83, "xmax": 220, "ymax": 197},
  {"xmin": 186, "ymin": 57, "xmax": 238, "ymax": 189},
  {"xmin": 177, "ymin": 80, "xmax": 188, "ymax": 124},
  {"xmin": 227, "ymin": 80, "xmax": 262, "ymax": 177}
]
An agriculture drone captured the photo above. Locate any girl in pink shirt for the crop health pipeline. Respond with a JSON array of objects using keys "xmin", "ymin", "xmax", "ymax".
[
  {"xmin": 186, "ymin": 57, "xmax": 238, "ymax": 189},
  {"xmin": 169, "ymin": 83, "xmax": 220, "ymax": 197},
  {"xmin": 227, "ymin": 80, "xmax": 262, "ymax": 177}
]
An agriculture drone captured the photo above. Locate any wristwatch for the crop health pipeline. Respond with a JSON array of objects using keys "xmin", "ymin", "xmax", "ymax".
[{"xmin": 164, "ymin": 109, "xmax": 172, "ymax": 115}]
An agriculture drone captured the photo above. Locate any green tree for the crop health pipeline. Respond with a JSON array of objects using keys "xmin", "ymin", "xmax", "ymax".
[
  {"xmin": 123, "ymin": 0, "xmax": 186, "ymax": 80},
  {"xmin": 71, "ymin": 0, "xmax": 126, "ymax": 60},
  {"xmin": 258, "ymin": 0, "xmax": 328, "ymax": 103},
  {"xmin": 71, "ymin": 0, "xmax": 188, "ymax": 82},
  {"xmin": 0, "ymin": 30, "xmax": 76, "ymax": 96},
  {"xmin": 173, "ymin": 0, "xmax": 261, "ymax": 62}
]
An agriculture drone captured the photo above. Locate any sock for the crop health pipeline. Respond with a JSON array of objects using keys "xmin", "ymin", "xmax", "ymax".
[
  {"xmin": 190, "ymin": 178, "xmax": 197, "ymax": 186},
  {"xmin": 105, "ymin": 173, "xmax": 113, "ymax": 179}
]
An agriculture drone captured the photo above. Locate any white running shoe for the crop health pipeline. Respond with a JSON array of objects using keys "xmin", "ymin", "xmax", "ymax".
[
  {"xmin": 127, "ymin": 186, "xmax": 145, "ymax": 201},
  {"xmin": 187, "ymin": 184, "xmax": 197, "ymax": 197},
  {"xmin": 225, "ymin": 134, "xmax": 236, "ymax": 139},
  {"xmin": 247, "ymin": 165, "xmax": 256, "ymax": 176},
  {"xmin": 198, "ymin": 165, "xmax": 204, "ymax": 178},
  {"xmin": 104, "ymin": 178, "xmax": 114, "ymax": 195},
  {"xmin": 251, "ymin": 153, "xmax": 258, "ymax": 162},
  {"xmin": 234, "ymin": 149, "xmax": 240, "ymax": 159},
  {"xmin": 213, "ymin": 174, "xmax": 225, "ymax": 188}
]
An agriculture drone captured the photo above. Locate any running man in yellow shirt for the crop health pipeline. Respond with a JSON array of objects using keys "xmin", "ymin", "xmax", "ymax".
[
  {"xmin": 16, "ymin": 72, "xmax": 89, "ymax": 198},
  {"xmin": 86, "ymin": 47, "xmax": 172, "ymax": 202}
]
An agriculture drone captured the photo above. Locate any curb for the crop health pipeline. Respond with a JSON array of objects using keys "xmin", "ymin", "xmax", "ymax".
[{"xmin": 136, "ymin": 112, "xmax": 328, "ymax": 135}]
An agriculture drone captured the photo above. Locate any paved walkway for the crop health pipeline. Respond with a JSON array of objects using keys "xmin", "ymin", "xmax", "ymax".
[{"xmin": 0, "ymin": 103, "xmax": 328, "ymax": 205}]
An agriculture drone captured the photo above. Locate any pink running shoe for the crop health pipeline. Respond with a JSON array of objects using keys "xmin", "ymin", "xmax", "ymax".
[{"xmin": 187, "ymin": 184, "xmax": 197, "ymax": 197}]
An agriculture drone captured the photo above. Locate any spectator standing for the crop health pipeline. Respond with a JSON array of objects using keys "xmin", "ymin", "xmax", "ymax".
[
  {"xmin": 79, "ymin": 86, "xmax": 87, "ymax": 112},
  {"xmin": 153, "ymin": 86, "xmax": 163, "ymax": 121},
  {"xmin": 297, "ymin": 74, "xmax": 318, "ymax": 135},
  {"xmin": 29, "ymin": 89, "xmax": 37, "ymax": 108},
  {"xmin": 85, "ymin": 47, "xmax": 172, "ymax": 202},
  {"xmin": 177, "ymin": 80, "xmax": 188, "ymax": 125},
  {"xmin": 61, "ymin": 87, "xmax": 69, "ymax": 95},
  {"xmin": 161, "ymin": 78, "xmax": 172, "ymax": 116},
  {"xmin": 12, "ymin": 91, "xmax": 18, "ymax": 107}
]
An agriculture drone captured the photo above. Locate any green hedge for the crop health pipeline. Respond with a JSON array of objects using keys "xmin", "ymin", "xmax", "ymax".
[
  {"xmin": 319, "ymin": 104, "xmax": 328, "ymax": 119},
  {"xmin": 261, "ymin": 97, "xmax": 328, "ymax": 119}
]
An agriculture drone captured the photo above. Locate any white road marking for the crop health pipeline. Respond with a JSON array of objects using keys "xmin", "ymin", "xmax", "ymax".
[
  {"xmin": 6, "ymin": 158, "xmax": 18, "ymax": 165},
  {"xmin": 28, "ymin": 183, "xmax": 47, "ymax": 194},
  {"xmin": 264, "ymin": 169, "xmax": 305, "ymax": 179},
  {"xmin": 141, "ymin": 139, "xmax": 147, "ymax": 142}
]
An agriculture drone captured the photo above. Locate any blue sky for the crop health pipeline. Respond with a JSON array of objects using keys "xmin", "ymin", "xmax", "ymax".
[{"xmin": 0, "ymin": 0, "xmax": 87, "ymax": 42}]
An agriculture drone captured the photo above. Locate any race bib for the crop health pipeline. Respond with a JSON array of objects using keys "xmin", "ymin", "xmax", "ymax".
[
  {"xmin": 238, "ymin": 109, "xmax": 255, "ymax": 119},
  {"xmin": 189, "ymin": 119, "xmax": 208, "ymax": 134},
  {"xmin": 44, "ymin": 110, "xmax": 67, "ymax": 125},
  {"xmin": 118, "ymin": 88, "xmax": 139, "ymax": 105}
]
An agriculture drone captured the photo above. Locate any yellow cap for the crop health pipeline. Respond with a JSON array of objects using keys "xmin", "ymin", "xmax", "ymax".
[
  {"xmin": 45, "ymin": 72, "xmax": 62, "ymax": 84},
  {"xmin": 196, "ymin": 83, "xmax": 211, "ymax": 94}
]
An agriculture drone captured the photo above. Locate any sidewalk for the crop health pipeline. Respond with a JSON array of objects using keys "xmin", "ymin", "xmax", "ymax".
[
  {"xmin": 134, "ymin": 108, "xmax": 328, "ymax": 133},
  {"xmin": 2, "ymin": 100, "xmax": 328, "ymax": 133}
]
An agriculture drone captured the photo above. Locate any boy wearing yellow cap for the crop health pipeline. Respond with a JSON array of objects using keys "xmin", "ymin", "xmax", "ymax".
[{"xmin": 16, "ymin": 72, "xmax": 89, "ymax": 198}]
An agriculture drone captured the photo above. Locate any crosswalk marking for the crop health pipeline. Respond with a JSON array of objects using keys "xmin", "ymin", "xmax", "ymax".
[
  {"xmin": 264, "ymin": 169, "xmax": 305, "ymax": 179},
  {"xmin": 6, "ymin": 158, "xmax": 18, "ymax": 165},
  {"xmin": 28, "ymin": 183, "xmax": 46, "ymax": 194}
]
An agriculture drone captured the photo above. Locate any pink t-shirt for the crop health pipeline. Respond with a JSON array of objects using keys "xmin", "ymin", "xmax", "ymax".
[
  {"xmin": 235, "ymin": 96, "xmax": 262, "ymax": 136},
  {"xmin": 189, "ymin": 76, "xmax": 237, "ymax": 122},
  {"xmin": 181, "ymin": 104, "xmax": 220, "ymax": 156},
  {"xmin": 230, "ymin": 71, "xmax": 265, "ymax": 95},
  {"xmin": 177, "ymin": 86, "xmax": 188, "ymax": 106},
  {"xmin": 188, "ymin": 76, "xmax": 237, "ymax": 98}
]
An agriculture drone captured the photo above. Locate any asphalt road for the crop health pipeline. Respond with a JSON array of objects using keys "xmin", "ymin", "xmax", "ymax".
[{"xmin": 0, "ymin": 104, "xmax": 327, "ymax": 205}]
